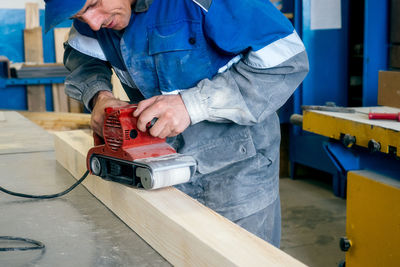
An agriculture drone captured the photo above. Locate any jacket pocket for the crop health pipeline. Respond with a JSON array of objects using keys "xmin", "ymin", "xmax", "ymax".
[
  {"xmin": 147, "ymin": 20, "xmax": 213, "ymax": 92},
  {"xmin": 179, "ymin": 122, "xmax": 257, "ymax": 175}
]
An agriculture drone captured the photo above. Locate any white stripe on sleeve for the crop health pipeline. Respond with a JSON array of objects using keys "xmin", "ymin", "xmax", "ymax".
[{"xmin": 244, "ymin": 30, "xmax": 305, "ymax": 69}]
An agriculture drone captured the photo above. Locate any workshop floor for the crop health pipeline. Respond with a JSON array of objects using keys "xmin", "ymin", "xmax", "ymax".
[{"xmin": 280, "ymin": 170, "xmax": 346, "ymax": 267}]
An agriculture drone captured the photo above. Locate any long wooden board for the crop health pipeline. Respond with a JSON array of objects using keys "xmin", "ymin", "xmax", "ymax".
[
  {"xmin": 19, "ymin": 111, "xmax": 90, "ymax": 131},
  {"xmin": 54, "ymin": 130, "xmax": 305, "ymax": 267}
]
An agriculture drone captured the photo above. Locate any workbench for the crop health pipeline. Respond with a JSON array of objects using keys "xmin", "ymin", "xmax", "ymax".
[
  {"xmin": 301, "ymin": 106, "xmax": 400, "ymax": 266},
  {"xmin": 303, "ymin": 106, "xmax": 400, "ymax": 156},
  {"xmin": 0, "ymin": 111, "xmax": 170, "ymax": 266},
  {"xmin": 302, "ymin": 106, "xmax": 400, "ymax": 197}
]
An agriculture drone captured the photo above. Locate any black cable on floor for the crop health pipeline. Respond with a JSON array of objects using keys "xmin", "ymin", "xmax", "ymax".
[
  {"xmin": 0, "ymin": 236, "xmax": 45, "ymax": 252},
  {"xmin": 0, "ymin": 170, "xmax": 89, "ymax": 199},
  {"xmin": 0, "ymin": 171, "xmax": 90, "ymax": 252}
]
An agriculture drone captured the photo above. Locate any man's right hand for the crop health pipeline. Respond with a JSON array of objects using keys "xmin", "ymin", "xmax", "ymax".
[{"xmin": 91, "ymin": 91, "xmax": 129, "ymax": 137}]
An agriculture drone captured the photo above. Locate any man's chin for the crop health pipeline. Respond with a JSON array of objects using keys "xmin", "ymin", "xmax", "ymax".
[
  {"xmin": 115, "ymin": 16, "xmax": 132, "ymax": 30},
  {"xmin": 112, "ymin": 26, "xmax": 122, "ymax": 30}
]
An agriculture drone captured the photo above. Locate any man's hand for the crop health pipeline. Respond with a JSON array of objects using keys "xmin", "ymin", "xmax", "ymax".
[
  {"xmin": 133, "ymin": 95, "xmax": 191, "ymax": 138},
  {"xmin": 91, "ymin": 91, "xmax": 128, "ymax": 137}
]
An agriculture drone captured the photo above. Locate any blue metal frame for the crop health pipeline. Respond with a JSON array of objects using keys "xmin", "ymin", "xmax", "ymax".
[
  {"xmin": 289, "ymin": 132, "xmax": 337, "ymax": 178},
  {"xmin": 290, "ymin": 0, "xmax": 350, "ymax": 181},
  {"xmin": 0, "ymin": 9, "xmax": 72, "ymax": 111},
  {"xmin": 362, "ymin": 0, "xmax": 389, "ymax": 106},
  {"xmin": 298, "ymin": 0, "xmax": 349, "ymax": 107},
  {"xmin": 0, "ymin": 77, "xmax": 65, "ymax": 88}
]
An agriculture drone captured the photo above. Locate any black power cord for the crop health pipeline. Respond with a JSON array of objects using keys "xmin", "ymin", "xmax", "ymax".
[
  {"xmin": 0, "ymin": 236, "xmax": 45, "ymax": 252},
  {"xmin": 0, "ymin": 170, "xmax": 89, "ymax": 199},
  {"xmin": 0, "ymin": 170, "xmax": 90, "ymax": 252}
]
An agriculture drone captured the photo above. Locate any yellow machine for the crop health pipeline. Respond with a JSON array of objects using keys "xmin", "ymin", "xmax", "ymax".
[
  {"xmin": 343, "ymin": 170, "xmax": 400, "ymax": 267},
  {"xmin": 301, "ymin": 106, "xmax": 400, "ymax": 266}
]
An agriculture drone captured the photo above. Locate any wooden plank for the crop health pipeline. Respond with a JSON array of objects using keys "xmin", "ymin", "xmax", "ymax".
[
  {"xmin": 69, "ymin": 98, "xmax": 84, "ymax": 113},
  {"xmin": 112, "ymin": 70, "xmax": 130, "ymax": 101},
  {"xmin": 19, "ymin": 111, "xmax": 90, "ymax": 131},
  {"xmin": 53, "ymin": 28, "xmax": 70, "ymax": 62},
  {"xmin": 24, "ymin": 3, "xmax": 46, "ymax": 112},
  {"xmin": 52, "ymin": 84, "xmax": 61, "ymax": 111},
  {"xmin": 54, "ymin": 130, "xmax": 305, "ymax": 267},
  {"xmin": 378, "ymin": 71, "xmax": 400, "ymax": 108},
  {"xmin": 53, "ymin": 27, "xmax": 84, "ymax": 113},
  {"xmin": 25, "ymin": 2, "xmax": 39, "ymax": 29},
  {"xmin": 0, "ymin": 111, "xmax": 53, "ymax": 154},
  {"xmin": 53, "ymin": 27, "xmax": 70, "ymax": 112},
  {"xmin": 24, "ymin": 3, "xmax": 42, "ymax": 63},
  {"xmin": 14, "ymin": 63, "xmax": 65, "ymax": 68},
  {"xmin": 26, "ymin": 84, "xmax": 46, "ymax": 111},
  {"xmin": 23, "ymin": 25, "xmax": 45, "ymax": 118},
  {"xmin": 24, "ymin": 27, "xmax": 43, "ymax": 64}
]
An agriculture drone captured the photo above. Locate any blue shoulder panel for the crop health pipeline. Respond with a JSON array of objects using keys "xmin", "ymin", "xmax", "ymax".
[
  {"xmin": 204, "ymin": 0, "xmax": 294, "ymax": 53},
  {"xmin": 191, "ymin": 0, "xmax": 212, "ymax": 11}
]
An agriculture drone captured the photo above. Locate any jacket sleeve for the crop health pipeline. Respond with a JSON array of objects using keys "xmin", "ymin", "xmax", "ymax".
[
  {"xmin": 180, "ymin": 0, "xmax": 309, "ymax": 125},
  {"xmin": 63, "ymin": 31, "xmax": 113, "ymax": 111}
]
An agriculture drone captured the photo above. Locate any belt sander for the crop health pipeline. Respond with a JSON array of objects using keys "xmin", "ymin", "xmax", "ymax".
[{"xmin": 86, "ymin": 104, "xmax": 196, "ymax": 190}]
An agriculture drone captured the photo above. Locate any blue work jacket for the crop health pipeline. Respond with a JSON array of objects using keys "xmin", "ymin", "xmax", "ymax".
[{"xmin": 64, "ymin": 0, "xmax": 309, "ymax": 243}]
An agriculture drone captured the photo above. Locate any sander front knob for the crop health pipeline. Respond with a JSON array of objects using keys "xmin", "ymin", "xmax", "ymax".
[{"xmin": 90, "ymin": 156, "xmax": 102, "ymax": 176}]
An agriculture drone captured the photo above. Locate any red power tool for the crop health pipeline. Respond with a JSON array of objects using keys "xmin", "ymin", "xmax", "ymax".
[{"xmin": 86, "ymin": 104, "xmax": 196, "ymax": 190}]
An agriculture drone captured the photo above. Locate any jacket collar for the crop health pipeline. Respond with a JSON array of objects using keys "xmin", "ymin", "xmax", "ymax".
[{"xmin": 134, "ymin": 0, "xmax": 154, "ymax": 13}]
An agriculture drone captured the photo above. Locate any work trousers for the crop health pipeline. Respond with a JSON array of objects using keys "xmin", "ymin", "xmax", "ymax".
[{"xmin": 234, "ymin": 196, "xmax": 281, "ymax": 248}]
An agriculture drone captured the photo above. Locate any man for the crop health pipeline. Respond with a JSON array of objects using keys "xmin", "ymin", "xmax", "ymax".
[{"xmin": 44, "ymin": 0, "xmax": 309, "ymax": 247}]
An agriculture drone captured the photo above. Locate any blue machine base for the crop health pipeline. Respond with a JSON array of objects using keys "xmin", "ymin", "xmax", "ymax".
[
  {"xmin": 290, "ymin": 132, "xmax": 400, "ymax": 198},
  {"xmin": 289, "ymin": 132, "xmax": 337, "ymax": 179},
  {"xmin": 324, "ymin": 142, "xmax": 400, "ymax": 198}
]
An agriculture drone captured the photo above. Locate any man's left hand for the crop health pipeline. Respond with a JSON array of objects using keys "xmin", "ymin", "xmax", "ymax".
[{"xmin": 133, "ymin": 95, "xmax": 191, "ymax": 138}]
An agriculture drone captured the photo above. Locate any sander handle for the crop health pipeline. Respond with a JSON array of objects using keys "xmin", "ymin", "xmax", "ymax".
[
  {"xmin": 93, "ymin": 132, "xmax": 105, "ymax": 146},
  {"xmin": 368, "ymin": 112, "xmax": 400, "ymax": 122}
]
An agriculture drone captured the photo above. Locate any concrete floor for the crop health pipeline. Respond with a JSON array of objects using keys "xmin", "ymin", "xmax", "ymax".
[
  {"xmin": 0, "ymin": 151, "xmax": 171, "ymax": 267},
  {"xmin": 280, "ymin": 173, "xmax": 346, "ymax": 267}
]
